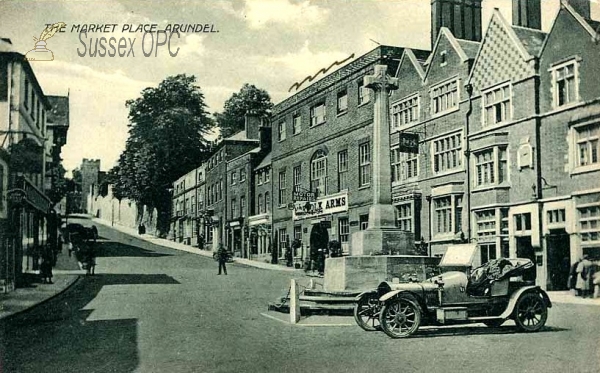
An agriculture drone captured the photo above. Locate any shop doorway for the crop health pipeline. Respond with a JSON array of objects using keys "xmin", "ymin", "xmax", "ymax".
[
  {"xmin": 516, "ymin": 236, "xmax": 536, "ymax": 281},
  {"xmin": 310, "ymin": 223, "xmax": 329, "ymax": 273},
  {"xmin": 232, "ymin": 229, "xmax": 242, "ymax": 257},
  {"xmin": 546, "ymin": 229, "xmax": 570, "ymax": 290}
]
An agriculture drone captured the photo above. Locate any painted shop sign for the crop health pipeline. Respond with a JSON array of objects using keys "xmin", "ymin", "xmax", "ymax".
[{"xmin": 292, "ymin": 192, "xmax": 348, "ymax": 220}]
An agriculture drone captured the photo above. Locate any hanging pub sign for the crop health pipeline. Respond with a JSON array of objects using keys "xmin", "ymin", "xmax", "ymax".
[{"xmin": 398, "ymin": 132, "xmax": 419, "ymax": 154}]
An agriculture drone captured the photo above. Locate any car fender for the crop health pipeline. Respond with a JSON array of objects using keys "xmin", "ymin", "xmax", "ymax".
[
  {"xmin": 499, "ymin": 286, "xmax": 550, "ymax": 319},
  {"xmin": 379, "ymin": 290, "xmax": 417, "ymax": 303},
  {"xmin": 355, "ymin": 290, "xmax": 377, "ymax": 302}
]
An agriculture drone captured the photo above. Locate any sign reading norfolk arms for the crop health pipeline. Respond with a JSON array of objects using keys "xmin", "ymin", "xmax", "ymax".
[{"xmin": 292, "ymin": 192, "xmax": 348, "ymax": 221}]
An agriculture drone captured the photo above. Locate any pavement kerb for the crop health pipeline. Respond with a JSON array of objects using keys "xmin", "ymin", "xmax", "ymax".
[
  {"xmin": 89, "ymin": 217, "xmax": 304, "ymax": 273},
  {"xmin": 0, "ymin": 275, "xmax": 82, "ymax": 322}
]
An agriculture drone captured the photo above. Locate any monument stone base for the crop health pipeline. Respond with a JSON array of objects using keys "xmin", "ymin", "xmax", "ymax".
[
  {"xmin": 350, "ymin": 229, "xmax": 415, "ymax": 256},
  {"xmin": 324, "ymin": 255, "xmax": 440, "ymax": 292}
]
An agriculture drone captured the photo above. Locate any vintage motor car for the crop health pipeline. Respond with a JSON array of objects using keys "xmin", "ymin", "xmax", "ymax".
[{"xmin": 353, "ymin": 244, "xmax": 552, "ymax": 338}]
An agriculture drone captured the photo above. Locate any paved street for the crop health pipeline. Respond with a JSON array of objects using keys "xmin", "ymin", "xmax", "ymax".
[{"xmin": 1, "ymin": 217, "xmax": 599, "ymax": 373}]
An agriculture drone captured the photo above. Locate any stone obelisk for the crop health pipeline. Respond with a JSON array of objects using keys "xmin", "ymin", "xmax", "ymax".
[{"xmin": 350, "ymin": 64, "xmax": 415, "ymax": 255}]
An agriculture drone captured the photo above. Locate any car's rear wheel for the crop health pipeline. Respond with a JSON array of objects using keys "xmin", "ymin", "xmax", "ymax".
[
  {"xmin": 379, "ymin": 296, "xmax": 421, "ymax": 338},
  {"xmin": 483, "ymin": 319, "xmax": 505, "ymax": 327},
  {"xmin": 353, "ymin": 293, "xmax": 381, "ymax": 331},
  {"xmin": 513, "ymin": 292, "xmax": 548, "ymax": 332}
]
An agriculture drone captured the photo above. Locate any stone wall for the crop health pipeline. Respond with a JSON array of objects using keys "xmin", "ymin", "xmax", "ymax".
[{"xmin": 89, "ymin": 186, "xmax": 158, "ymax": 235}]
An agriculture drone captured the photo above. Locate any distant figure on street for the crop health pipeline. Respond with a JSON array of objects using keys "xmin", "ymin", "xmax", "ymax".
[
  {"xmin": 217, "ymin": 244, "xmax": 228, "ymax": 275},
  {"xmin": 40, "ymin": 251, "xmax": 53, "ymax": 284},
  {"xmin": 84, "ymin": 241, "xmax": 97, "ymax": 276}
]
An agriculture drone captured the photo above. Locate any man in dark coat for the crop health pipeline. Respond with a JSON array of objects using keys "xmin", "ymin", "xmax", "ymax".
[{"xmin": 217, "ymin": 244, "xmax": 228, "ymax": 275}]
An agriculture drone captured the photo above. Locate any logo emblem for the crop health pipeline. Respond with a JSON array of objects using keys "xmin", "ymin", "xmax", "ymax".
[{"xmin": 25, "ymin": 22, "xmax": 66, "ymax": 61}]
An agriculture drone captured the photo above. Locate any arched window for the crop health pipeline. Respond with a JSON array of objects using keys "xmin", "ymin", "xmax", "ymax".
[
  {"xmin": 258, "ymin": 194, "xmax": 263, "ymax": 214},
  {"xmin": 265, "ymin": 192, "xmax": 270, "ymax": 213},
  {"xmin": 311, "ymin": 149, "xmax": 327, "ymax": 196}
]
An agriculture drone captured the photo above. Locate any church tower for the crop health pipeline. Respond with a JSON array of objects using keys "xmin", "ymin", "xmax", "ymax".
[{"xmin": 431, "ymin": 0, "xmax": 483, "ymax": 47}]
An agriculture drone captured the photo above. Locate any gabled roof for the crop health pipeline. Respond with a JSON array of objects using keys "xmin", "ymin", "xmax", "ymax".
[
  {"xmin": 511, "ymin": 26, "xmax": 546, "ymax": 57},
  {"xmin": 467, "ymin": 9, "xmax": 541, "ymax": 85},
  {"xmin": 456, "ymin": 39, "xmax": 480, "ymax": 60},
  {"xmin": 396, "ymin": 49, "xmax": 429, "ymax": 80},
  {"xmin": 255, "ymin": 152, "xmax": 271, "ymax": 170},
  {"xmin": 423, "ymin": 27, "xmax": 480, "ymax": 80},
  {"xmin": 224, "ymin": 130, "xmax": 259, "ymax": 142},
  {"xmin": 539, "ymin": 1, "xmax": 600, "ymax": 56}
]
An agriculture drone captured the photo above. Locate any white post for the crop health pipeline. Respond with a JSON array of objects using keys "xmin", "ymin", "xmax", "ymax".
[{"xmin": 290, "ymin": 279, "xmax": 301, "ymax": 324}]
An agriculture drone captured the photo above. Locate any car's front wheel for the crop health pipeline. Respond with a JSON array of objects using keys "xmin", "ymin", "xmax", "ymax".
[
  {"xmin": 353, "ymin": 293, "xmax": 381, "ymax": 331},
  {"xmin": 379, "ymin": 296, "xmax": 421, "ymax": 338},
  {"xmin": 513, "ymin": 292, "xmax": 548, "ymax": 332}
]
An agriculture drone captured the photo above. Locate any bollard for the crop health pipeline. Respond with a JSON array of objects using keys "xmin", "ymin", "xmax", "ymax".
[{"xmin": 290, "ymin": 279, "xmax": 301, "ymax": 324}]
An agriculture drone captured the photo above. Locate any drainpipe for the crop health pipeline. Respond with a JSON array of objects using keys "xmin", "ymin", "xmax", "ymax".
[
  {"xmin": 534, "ymin": 59, "xmax": 545, "ymax": 286},
  {"xmin": 465, "ymin": 83, "xmax": 474, "ymax": 242},
  {"xmin": 426, "ymin": 195, "xmax": 432, "ymax": 256}
]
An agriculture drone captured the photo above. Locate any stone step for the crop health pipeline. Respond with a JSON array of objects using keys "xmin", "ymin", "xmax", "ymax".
[
  {"xmin": 299, "ymin": 295, "xmax": 357, "ymax": 303},
  {"xmin": 303, "ymin": 289, "xmax": 361, "ymax": 298},
  {"xmin": 268, "ymin": 302, "xmax": 354, "ymax": 316}
]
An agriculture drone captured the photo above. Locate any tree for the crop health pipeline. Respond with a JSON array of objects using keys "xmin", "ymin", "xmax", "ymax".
[
  {"xmin": 214, "ymin": 83, "xmax": 273, "ymax": 138},
  {"xmin": 112, "ymin": 74, "xmax": 213, "ymax": 234}
]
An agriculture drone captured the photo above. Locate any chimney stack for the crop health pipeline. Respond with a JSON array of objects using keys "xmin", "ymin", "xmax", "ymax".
[
  {"xmin": 512, "ymin": 0, "xmax": 541, "ymax": 29},
  {"xmin": 565, "ymin": 0, "xmax": 591, "ymax": 19},
  {"xmin": 244, "ymin": 111, "xmax": 261, "ymax": 140}
]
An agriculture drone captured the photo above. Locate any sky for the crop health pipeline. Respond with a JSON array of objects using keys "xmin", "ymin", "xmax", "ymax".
[{"xmin": 0, "ymin": 0, "xmax": 599, "ymax": 174}]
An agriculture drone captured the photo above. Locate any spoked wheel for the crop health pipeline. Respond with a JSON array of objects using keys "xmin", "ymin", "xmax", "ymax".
[
  {"xmin": 380, "ymin": 296, "xmax": 421, "ymax": 338},
  {"xmin": 513, "ymin": 292, "xmax": 548, "ymax": 332},
  {"xmin": 353, "ymin": 293, "xmax": 381, "ymax": 331},
  {"xmin": 483, "ymin": 319, "xmax": 505, "ymax": 328}
]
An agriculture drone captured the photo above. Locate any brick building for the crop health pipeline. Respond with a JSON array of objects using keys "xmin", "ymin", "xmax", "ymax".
[
  {"xmin": 389, "ymin": 27, "xmax": 479, "ymax": 259},
  {"xmin": 0, "ymin": 39, "xmax": 55, "ymax": 291},
  {"xmin": 225, "ymin": 117, "xmax": 270, "ymax": 258},
  {"xmin": 248, "ymin": 152, "xmax": 272, "ymax": 261},
  {"xmin": 171, "ymin": 167, "xmax": 198, "ymax": 245},
  {"xmin": 270, "ymin": 45, "xmax": 423, "ymax": 265},
  {"xmin": 389, "ymin": 0, "xmax": 600, "ymax": 290},
  {"xmin": 536, "ymin": 1, "xmax": 600, "ymax": 289},
  {"xmin": 204, "ymin": 117, "xmax": 262, "ymax": 252}
]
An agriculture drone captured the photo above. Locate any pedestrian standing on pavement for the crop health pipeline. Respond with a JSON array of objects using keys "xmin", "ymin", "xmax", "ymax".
[
  {"xmin": 568, "ymin": 258, "xmax": 581, "ymax": 295},
  {"xmin": 217, "ymin": 244, "xmax": 228, "ymax": 275},
  {"xmin": 576, "ymin": 255, "xmax": 593, "ymax": 298}
]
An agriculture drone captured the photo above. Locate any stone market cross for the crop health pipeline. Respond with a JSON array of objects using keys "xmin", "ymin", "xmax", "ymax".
[{"xmin": 364, "ymin": 64, "xmax": 399, "ymax": 229}]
